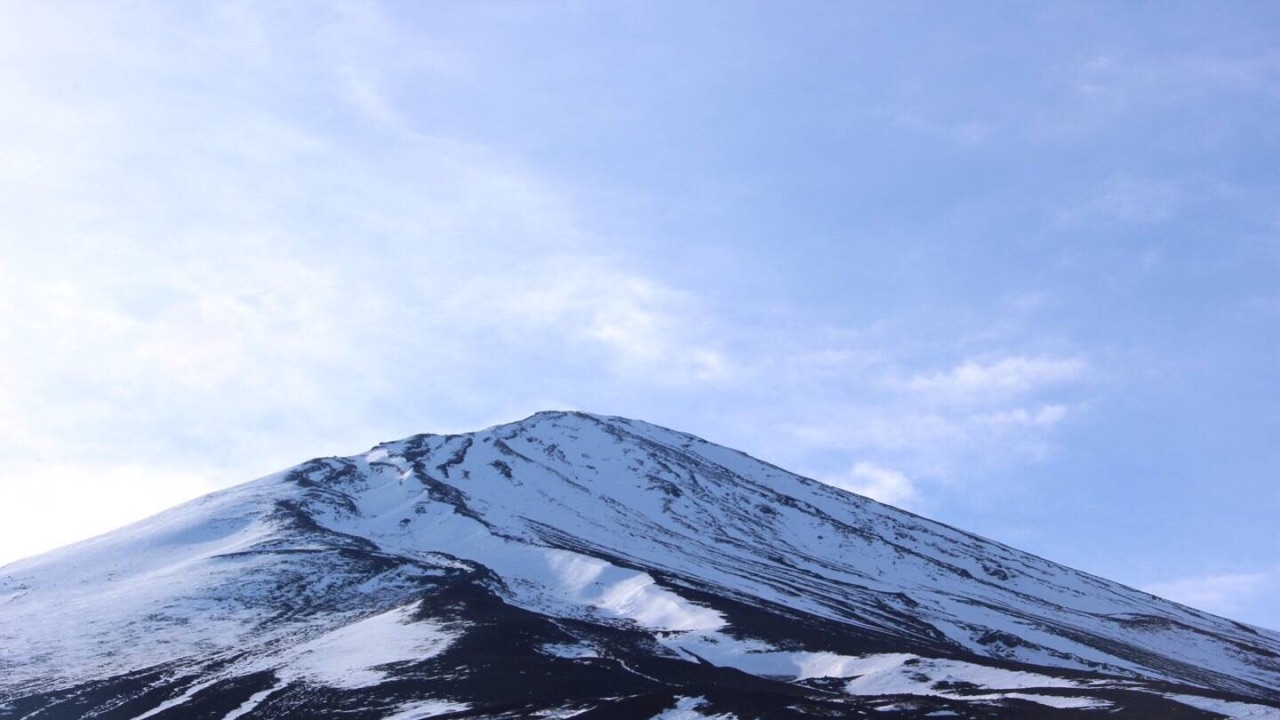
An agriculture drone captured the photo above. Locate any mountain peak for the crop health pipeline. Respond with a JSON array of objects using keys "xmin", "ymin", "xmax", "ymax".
[
  {"xmin": 3, "ymin": 414, "xmax": 1278, "ymax": 719},
  {"xmin": 491, "ymin": 409, "xmax": 673, "ymax": 439}
]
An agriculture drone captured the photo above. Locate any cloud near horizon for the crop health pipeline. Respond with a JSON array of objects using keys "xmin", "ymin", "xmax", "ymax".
[
  {"xmin": 1143, "ymin": 570, "xmax": 1280, "ymax": 628},
  {"xmin": 826, "ymin": 462, "xmax": 921, "ymax": 510}
]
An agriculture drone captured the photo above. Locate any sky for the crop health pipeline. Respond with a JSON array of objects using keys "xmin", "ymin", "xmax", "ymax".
[{"xmin": 0, "ymin": 1, "xmax": 1277, "ymax": 629}]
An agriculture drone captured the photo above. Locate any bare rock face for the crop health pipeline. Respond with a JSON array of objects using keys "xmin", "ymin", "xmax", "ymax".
[{"xmin": 3, "ymin": 411, "xmax": 1278, "ymax": 719}]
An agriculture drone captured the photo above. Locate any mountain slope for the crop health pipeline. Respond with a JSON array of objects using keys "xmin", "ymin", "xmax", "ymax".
[{"xmin": 2, "ymin": 411, "xmax": 1278, "ymax": 719}]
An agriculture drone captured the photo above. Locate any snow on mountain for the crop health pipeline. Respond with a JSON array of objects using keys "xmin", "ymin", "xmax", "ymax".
[{"xmin": 2, "ymin": 411, "xmax": 1278, "ymax": 719}]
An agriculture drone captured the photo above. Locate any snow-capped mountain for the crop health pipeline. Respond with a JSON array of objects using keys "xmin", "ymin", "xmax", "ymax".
[{"xmin": 2, "ymin": 411, "xmax": 1278, "ymax": 719}]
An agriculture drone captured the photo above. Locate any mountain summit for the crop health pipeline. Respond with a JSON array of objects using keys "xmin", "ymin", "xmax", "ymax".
[{"xmin": 3, "ymin": 411, "xmax": 1278, "ymax": 719}]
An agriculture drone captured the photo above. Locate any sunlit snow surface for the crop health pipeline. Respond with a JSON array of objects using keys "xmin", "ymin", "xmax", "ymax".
[
  {"xmin": 381, "ymin": 699, "xmax": 472, "ymax": 720},
  {"xmin": 2, "ymin": 411, "xmax": 1279, "ymax": 718},
  {"xmin": 1162, "ymin": 694, "xmax": 1280, "ymax": 719},
  {"xmin": 651, "ymin": 696, "xmax": 737, "ymax": 719},
  {"xmin": 267, "ymin": 604, "xmax": 457, "ymax": 689}
]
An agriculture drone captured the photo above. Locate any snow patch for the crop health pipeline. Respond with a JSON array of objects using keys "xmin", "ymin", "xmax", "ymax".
[
  {"xmin": 539, "ymin": 549, "xmax": 724, "ymax": 631},
  {"xmin": 659, "ymin": 630, "xmax": 1085, "ymax": 703},
  {"xmin": 651, "ymin": 696, "xmax": 736, "ymax": 719},
  {"xmin": 977, "ymin": 693, "xmax": 1109, "ymax": 710},
  {"xmin": 842, "ymin": 655, "xmax": 1083, "ymax": 696},
  {"xmin": 131, "ymin": 677, "xmax": 221, "ymax": 720},
  {"xmin": 381, "ymin": 699, "xmax": 471, "ymax": 720},
  {"xmin": 541, "ymin": 643, "xmax": 600, "ymax": 659},
  {"xmin": 221, "ymin": 681, "xmax": 282, "ymax": 720},
  {"xmin": 534, "ymin": 707, "xmax": 597, "ymax": 719},
  {"xmin": 798, "ymin": 652, "xmax": 916, "ymax": 681},
  {"xmin": 274, "ymin": 604, "xmax": 457, "ymax": 689},
  {"xmin": 1164, "ymin": 694, "xmax": 1280, "ymax": 719}
]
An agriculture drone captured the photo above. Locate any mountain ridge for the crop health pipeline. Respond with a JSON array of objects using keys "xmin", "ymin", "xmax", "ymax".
[{"xmin": 2, "ymin": 410, "xmax": 1278, "ymax": 719}]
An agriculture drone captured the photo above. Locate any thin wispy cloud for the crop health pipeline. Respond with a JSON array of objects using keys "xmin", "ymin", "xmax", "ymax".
[
  {"xmin": 826, "ymin": 462, "xmax": 921, "ymax": 511},
  {"xmin": 1060, "ymin": 175, "xmax": 1185, "ymax": 227},
  {"xmin": 0, "ymin": 1, "xmax": 1276, "ymax": 630},
  {"xmin": 1144, "ymin": 570, "xmax": 1280, "ymax": 626},
  {"xmin": 899, "ymin": 356, "xmax": 1087, "ymax": 404}
]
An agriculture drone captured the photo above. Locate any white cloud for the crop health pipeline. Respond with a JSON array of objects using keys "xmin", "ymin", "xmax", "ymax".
[
  {"xmin": 1142, "ymin": 570, "xmax": 1280, "ymax": 628},
  {"xmin": 824, "ymin": 462, "xmax": 920, "ymax": 510},
  {"xmin": 900, "ymin": 356, "xmax": 1086, "ymax": 404},
  {"xmin": 974, "ymin": 405, "xmax": 1069, "ymax": 430},
  {"xmin": 0, "ymin": 2, "xmax": 1096, "ymax": 566},
  {"xmin": 1144, "ymin": 572, "xmax": 1265, "ymax": 609},
  {"xmin": 753, "ymin": 349, "xmax": 1089, "ymax": 486},
  {"xmin": 0, "ymin": 1, "xmax": 745, "ymax": 563},
  {"xmin": 1059, "ymin": 175, "xmax": 1185, "ymax": 227}
]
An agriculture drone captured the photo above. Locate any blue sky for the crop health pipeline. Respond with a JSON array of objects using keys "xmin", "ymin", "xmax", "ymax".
[{"xmin": 1, "ymin": 2, "xmax": 1277, "ymax": 629}]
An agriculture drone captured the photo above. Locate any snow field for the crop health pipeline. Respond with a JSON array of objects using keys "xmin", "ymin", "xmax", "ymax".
[
  {"xmin": 649, "ymin": 696, "xmax": 737, "ymax": 719},
  {"xmin": 267, "ymin": 604, "xmax": 458, "ymax": 689}
]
